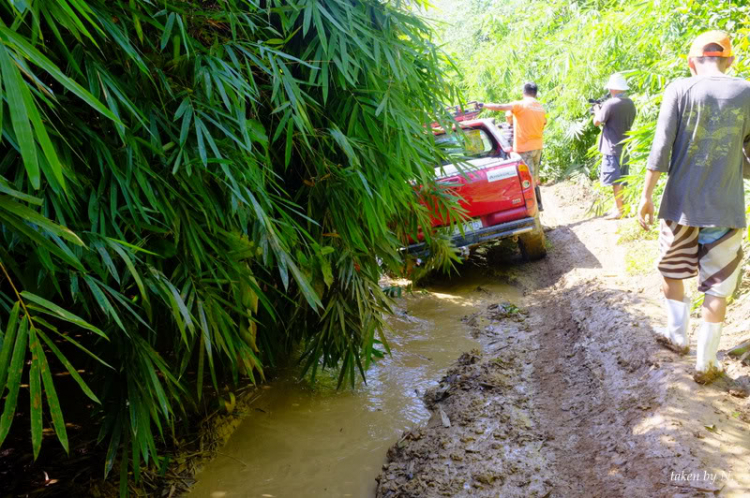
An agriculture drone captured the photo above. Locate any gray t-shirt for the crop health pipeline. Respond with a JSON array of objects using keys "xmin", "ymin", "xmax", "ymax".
[
  {"xmin": 597, "ymin": 95, "xmax": 636, "ymax": 158},
  {"xmin": 647, "ymin": 75, "xmax": 750, "ymax": 228}
]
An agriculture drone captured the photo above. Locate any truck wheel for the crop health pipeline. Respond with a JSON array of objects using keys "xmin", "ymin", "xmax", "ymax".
[{"xmin": 518, "ymin": 225, "xmax": 547, "ymax": 261}]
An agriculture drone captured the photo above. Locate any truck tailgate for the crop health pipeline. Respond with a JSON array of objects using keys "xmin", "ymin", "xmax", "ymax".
[{"xmin": 434, "ymin": 157, "xmax": 526, "ymax": 227}]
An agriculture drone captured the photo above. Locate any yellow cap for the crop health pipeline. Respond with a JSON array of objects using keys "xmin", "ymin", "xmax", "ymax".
[{"xmin": 688, "ymin": 30, "xmax": 733, "ymax": 58}]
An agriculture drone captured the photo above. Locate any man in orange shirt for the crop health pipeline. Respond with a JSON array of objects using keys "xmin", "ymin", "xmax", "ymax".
[{"xmin": 482, "ymin": 83, "xmax": 547, "ymax": 183}]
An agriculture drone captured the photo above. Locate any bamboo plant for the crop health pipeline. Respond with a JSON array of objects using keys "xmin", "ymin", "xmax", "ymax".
[{"xmin": 0, "ymin": 0, "xmax": 462, "ymax": 491}]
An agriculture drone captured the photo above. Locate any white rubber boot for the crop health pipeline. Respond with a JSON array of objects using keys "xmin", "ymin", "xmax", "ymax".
[
  {"xmin": 694, "ymin": 322, "xmax": 724, "ymax": 384},
  {"xmin": 695, "ymin": 322, "xmax": 723, "ymax": 372},
  {"xmin": 657, "ymin": 298, "xmax": 690, "ymax": 352}
]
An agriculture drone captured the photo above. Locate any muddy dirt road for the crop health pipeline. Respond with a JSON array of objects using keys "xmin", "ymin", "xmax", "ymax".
[{"xmin": 377, "ymin": 182, "xmax": 750, "ymax": 498}]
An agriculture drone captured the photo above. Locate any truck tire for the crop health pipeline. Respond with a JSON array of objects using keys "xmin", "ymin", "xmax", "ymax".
[{"xmin": 518, "ymin": 223, "xmax": 547, "ymax": 261}]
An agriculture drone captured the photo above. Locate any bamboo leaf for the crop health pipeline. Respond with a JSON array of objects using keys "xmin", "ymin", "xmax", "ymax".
[
  {"xmin": 129, "ymin": 0, "xmax": 143, "ymax": 43},
  {"xmin": 0, "ymin": 302, "xmax": 20, "ymax": 392},
  {"xmin": 313, "ymin": 4, "xmax": 328, "ymax": 54},
  {"xmin": 316, "ymin": 3, "xmax": 348, "ymax": 34},
  {"xmin": 195, "ymin": 116, "xmax": 207, "ymax": 166},
  {"xmin": 0, "ymin": 45, "xmax": 39, "ymax": 188},
  {"xmin": 141, "ymin": 355, "xmax": 169, "ymax": 418},
  {"xmin": 21, "ymin": 70, "xmax": 66, "ymax": 190},
  {"xmin": 0, "ymin": 317, "xmax": 28, "ymax": 448},
  {"xmin": 104, "ymin": 414, "xmax": 122, "ymax": 479},
  {"xmin": 83, "ymin": 275, "xmax": 126, "ymax": 333},
  {"xmin": 21, "ymin": 291, "xmax": 107, "ymax": 338},
  {"xmin": 160, "ymin": 13, "xmax": 176, "ymax": 50},
  {"xmin": 0, "ymin": 196, "xmax": 83, "ymax": 246},
  {"xmin": 36, "ymin": 328, "xmax": 100, "ymax": 403},
  {"xmin": 0, "ymin": 211, "xmax": 85, "ymax": 271},
  {"xmin": 0, "ymin": 28, "xmax": 119, "ymax": 122},
  {"xmin": 0, "ymin": 176, "xmax": 43, "ymax": 205},
  {"xmin": 96, "ymin": 244, "xmax": 120, "ymax": 285},
  {"xmin": 303, "ymin": 3, "xmax": 313, "ymax": 36},
  {"xmin": 284, "ymin": 118, "xmax": 293, "ymax": 168},
  {"xmin": 106, "ymin": 239, "xmax": 149, "ymax": 308},
  {"xmin": 40, "ymin": 323, "xmax": 113, "ymax": 370},
  {"xmin": 36, "ymin": 330, "xmax": 69, "ymax": 452},
  {"xmin": 28, "ymin": 327, "xmax": 43, "ymax": 459}
]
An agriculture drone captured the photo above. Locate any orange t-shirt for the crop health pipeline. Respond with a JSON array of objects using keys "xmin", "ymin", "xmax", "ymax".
[{"xmin": 511, "ymin": 97, "xmax": 546, "ymax": 152}]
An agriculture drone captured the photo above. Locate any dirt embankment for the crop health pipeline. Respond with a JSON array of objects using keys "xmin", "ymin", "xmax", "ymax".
[{"xmin": 376, "ymin": 181, "xmax": 750, "ymax": 497}]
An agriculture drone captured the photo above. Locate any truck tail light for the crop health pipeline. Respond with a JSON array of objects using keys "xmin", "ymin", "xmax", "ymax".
[
  {"xmin": 517, "ymin": 163, "xmax": 533, "ymax": 191},
  {"xmin": 517, "ymin": 162, "xmax": 538, "ymax": 215}
]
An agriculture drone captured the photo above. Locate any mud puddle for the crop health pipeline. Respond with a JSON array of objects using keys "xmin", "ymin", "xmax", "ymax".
[{"xmin": 188, "ymin": 270, "xmax": 521, "ymax": 498}]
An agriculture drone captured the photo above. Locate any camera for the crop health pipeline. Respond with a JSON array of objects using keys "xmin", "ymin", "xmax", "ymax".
[{"xmin": 588, "ymin": 98, "xmax": 604, "ymax": 115}]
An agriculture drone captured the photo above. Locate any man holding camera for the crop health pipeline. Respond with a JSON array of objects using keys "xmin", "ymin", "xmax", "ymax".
[
  {"xmin": 638, "ymin": 31, "xmax": 750, "ymax": 384},
  {"xmin": 593, "ymin": 73, "xmax": 637, "ymax": 220},
  {"xmin": 482, "ymin": 82, "xmax": 546, "ymax": 183}
]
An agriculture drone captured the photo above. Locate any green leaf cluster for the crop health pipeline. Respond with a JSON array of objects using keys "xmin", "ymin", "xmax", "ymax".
[
  {"xmin": 430, "ymin": 0, "xmax": 750, "ymax": 210},
  {"xmin": 0, "ymin": 0, "xmax": 462, "ymax": 491}
]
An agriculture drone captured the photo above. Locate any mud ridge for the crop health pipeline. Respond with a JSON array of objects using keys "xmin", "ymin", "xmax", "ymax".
[{"xmin": 376, "ymin": 303, "xmax": 555, "ymax": 497}]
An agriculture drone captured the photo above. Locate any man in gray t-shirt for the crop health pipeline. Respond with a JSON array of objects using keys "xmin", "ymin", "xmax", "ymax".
[
  {"xmin": 638, "ymin": 31, "xmax": 750, "ymax": 384},
  {"xmin": 594, "ymin": 73, "xmax": 637, "ymax": 219}
]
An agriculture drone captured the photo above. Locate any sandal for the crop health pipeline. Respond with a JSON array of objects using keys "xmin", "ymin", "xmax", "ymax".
[{"xmin": 603, "ymin": 211, "xmax": 624, "ymax": 220}]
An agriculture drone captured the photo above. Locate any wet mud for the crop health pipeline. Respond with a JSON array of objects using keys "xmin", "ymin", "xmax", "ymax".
[
  {"xmin": 377, "ymin": 303, "xmax": 554, "ymax": 497},
  {"xmin": 376, "ymin": 182, "xmax": 750, "ymax": 498}
]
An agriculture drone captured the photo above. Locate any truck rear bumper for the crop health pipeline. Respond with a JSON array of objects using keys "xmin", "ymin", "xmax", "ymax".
[{"xmin": 406, "ymin": 216, "xmax": 537, "ymax": 256}]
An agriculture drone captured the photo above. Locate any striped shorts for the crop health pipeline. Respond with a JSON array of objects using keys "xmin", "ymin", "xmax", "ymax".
[{"xmin": 658, "ymin": 220, "xmax": 744, "ymax": 298}]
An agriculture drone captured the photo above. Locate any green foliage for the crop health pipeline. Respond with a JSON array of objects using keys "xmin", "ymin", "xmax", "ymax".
[
  {"xmin": 0, "ymin": 0, "xmax": 462, "ymax": 490},
  {"xmin": 617, "ymin": 219, "xmax": 659, "ymax": 246},
  {"xmin": 430, "ymin": 0, "xmax": 750, "ymax": 201},
  {"xmin": 624, "ymin": 240, "xmax": 657, "ymax": 276}
]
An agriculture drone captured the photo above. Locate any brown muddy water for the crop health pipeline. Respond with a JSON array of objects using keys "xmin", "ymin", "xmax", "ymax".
[{"xmin": 188, "ymin": 270, "xmax": 520, "ymax": 498}]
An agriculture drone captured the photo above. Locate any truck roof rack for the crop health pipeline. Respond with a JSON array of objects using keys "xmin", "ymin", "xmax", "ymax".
[
  {"xmin": 446, "ymin": 101, "xmax": 483, "ymax": 122},
  {"xmin": 430, "ymin": 101, "xmax": 484, "ymax": 129}
]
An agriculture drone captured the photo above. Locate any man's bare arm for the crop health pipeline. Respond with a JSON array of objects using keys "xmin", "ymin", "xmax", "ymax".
[
  {"xmin": 641, "ymin": 169, "xmax": 662, "ymax": 200},
  {"xmin": 638, "ymin": 169, "xmax": 662, "ymax": 230},
  {"xmin": 593, "ymin": 104, "xmax": 603, "ymax": 127},
  {"xmin": 483, "ymin": 103, "xmax": 513, "ymax": 111}
]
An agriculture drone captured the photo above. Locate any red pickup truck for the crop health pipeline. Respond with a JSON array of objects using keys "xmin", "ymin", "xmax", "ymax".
[{"xmin": 408, "ymin": 105, "xmax": 546, "ymax": 261}]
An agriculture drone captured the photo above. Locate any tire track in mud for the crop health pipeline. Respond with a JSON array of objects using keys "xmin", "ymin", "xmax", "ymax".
[
  {"xmin": 527, "ymin": 280, "xmax": 667, "ymax": 497},
  {"xmin": 523, "ymin": 223, "xmax": 652, "ymax": 497},
  {"xmin": 514, "ymin": 219, "xmax": 722, "ymax": 497}
]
